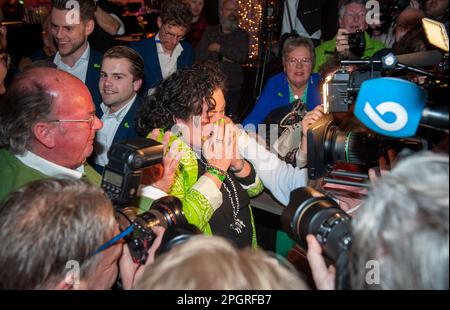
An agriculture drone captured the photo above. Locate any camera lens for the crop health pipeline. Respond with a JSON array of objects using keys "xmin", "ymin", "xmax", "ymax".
[
  {"xmin": 281, "ymin": 187, "xmax": 351, "ymax": 262},
  {"xmin": 116, "ymin": 196, "xmax": 190, "ymax": 264}
]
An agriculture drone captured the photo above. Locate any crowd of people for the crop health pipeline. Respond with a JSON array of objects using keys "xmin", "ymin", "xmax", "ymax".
[{"xmin": 0, "ymin": 0, "xmax": 448, "ymax": 290}]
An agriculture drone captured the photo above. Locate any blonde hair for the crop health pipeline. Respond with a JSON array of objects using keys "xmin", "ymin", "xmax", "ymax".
[{"xmin": 135, "ymin": 235, "xmax": 309, "ymax": 290}]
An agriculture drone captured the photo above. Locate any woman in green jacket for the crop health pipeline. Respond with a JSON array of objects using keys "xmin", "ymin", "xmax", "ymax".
[{"xmin": 136, "ymin": 63, "xmax": 263, "ymax": 248}]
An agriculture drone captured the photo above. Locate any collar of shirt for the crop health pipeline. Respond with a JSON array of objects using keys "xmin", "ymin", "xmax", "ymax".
[
  {"xmin": 54, "ymin": 44, "xmax": 91, "ymax": 81},
  {"xmin": 100, "ymin": 94, "xmax": 137, "ymax": 122},
  {"xmin": 15, "ymin": 150, "xmax": 84, "ymax": 179},
  {"xmin": 155, "ymin": 33, "xmax": 184, "ymax": 56}
]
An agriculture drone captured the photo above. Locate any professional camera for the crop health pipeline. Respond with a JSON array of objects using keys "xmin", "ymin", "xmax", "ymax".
[
  {"xmin": 101, "ymin": 138, "xmax": 200, "ymax": 264},
  {"xmin": 307, "ymin": 114, "xmax": 428, "ymax": 180},
  {"xmin": 101, "ymin": 137, "xmax": 163, "ymax": 206},
  {"xmin": 116, "ymin": 195, "xmax": 200, "ymax": 264},
  {"xmin": 347, "ymin": 31, "xmax": 365, "ymax": 58},
  {"xmin": 322, "ymin": 67, "xmax": 382, "ymax": 113},
  {"xmin": 281, "ymin": 187, "xmax": 351, "ymax": 263}
]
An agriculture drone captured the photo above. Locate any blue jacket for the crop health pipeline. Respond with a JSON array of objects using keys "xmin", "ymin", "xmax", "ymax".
[
  {"xmin": 86, "ymin": 48, "xmax": 103, "ymax": 107},
  {"xmin": 129, "ymin": 36, "xmax": 195, "ymax": 94},
  {"xmin": 243, "ymin": 72, "xmax": 322, "ymax": 128},
  {"xmin": 92, "ymin": 96, "xmax": 144, "ymax": 173}
]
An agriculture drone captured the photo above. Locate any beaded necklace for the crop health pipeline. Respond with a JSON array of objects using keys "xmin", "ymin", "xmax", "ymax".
[{"xmin": 196, "ymin": 156, "xmax": 246, "ymax": 234}]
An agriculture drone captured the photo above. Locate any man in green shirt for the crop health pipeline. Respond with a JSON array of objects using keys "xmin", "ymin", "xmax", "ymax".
[
  {"xmin": 0, "ymin": 66, "xmax": 180, "ymax": 206},
  {"xmin": 314, "ymin": 0, "xmax": 385, "ymax": 73},
  {"xmin": 0, "ymin": 66, "xmax": 104, "ymax": 201}
]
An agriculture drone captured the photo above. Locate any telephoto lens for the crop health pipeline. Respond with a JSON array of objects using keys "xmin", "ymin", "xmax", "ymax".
[
  {"xmin": 116, "ymin": 196, "xmax": 190, "ymax": 264},
  {"xmin": 281, "ymin": 187, "xmax": 352, "ymax": 262}
]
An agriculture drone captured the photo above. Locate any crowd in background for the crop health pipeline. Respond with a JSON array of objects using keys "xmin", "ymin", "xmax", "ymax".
[{"xmin": 0, "ymin": 0, "xmax": 448, "ymax": 290}]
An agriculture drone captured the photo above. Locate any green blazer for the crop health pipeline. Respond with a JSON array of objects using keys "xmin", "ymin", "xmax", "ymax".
[{"xmin": 0, "ymin": 149, "xmax": 101, "ymax": 202}]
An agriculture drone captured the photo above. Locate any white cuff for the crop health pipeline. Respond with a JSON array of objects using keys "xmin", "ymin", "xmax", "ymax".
[
  {"xmin": 110, "ymin": 13, "xmax": 125, "ymax": 35},
  {"xmin": 192, "ymin": 175, "xmax": 223, "ymax": 211},
  {"xmin": 296, "ymin": 149, "xmax": 308, "ymax": 168},
  {"xmin": 139, "ymin": 185, "xmax": 168, "ymax": 200}
]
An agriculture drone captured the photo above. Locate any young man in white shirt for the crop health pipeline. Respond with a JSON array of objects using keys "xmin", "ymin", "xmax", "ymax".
[
  {"xmin": 92, "ymin": 46, "xmax": 144, "ymax": 173},
  {"xmin": 51, "ymin": 0, "xmax": 103, "ymax": 105}
]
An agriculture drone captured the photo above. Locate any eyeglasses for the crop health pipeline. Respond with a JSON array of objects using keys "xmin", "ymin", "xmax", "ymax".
[
  {"xmin": 344, "ymin": 11, "xmax": 366, "ymax": 19},
  {"xmin": 161, "ymin": 25, "xmax": 185, "ymax": 41},
  {"xmin": 1, "ymin": 53, "xmax": 11, "ymax": 70},
  {"xmin": 95, "ymin": 224, "xmax": 134, "ymax": 255},
  {"xmin": 286, "ymin": 57, "xmax": 312, "ymax": 67},
  {"xmin": 48, "ymin": 116, "xmax": 96, "ymax": 128}
]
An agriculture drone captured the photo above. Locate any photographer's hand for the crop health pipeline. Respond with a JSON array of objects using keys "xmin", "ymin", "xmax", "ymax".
[
  {"xmin": 306, "ymin": 234, "xmax": 336, "ymax": 290},
  {"xmin": 336, "ymin": 28, "xmax": 350, "ymax": 55},
  {"xmin": 300, "ymin": 105, "xmax": 324, "ymax": 153},
  {"xmin": 119, "ymin": 226, "xmax": 165, "ymax": 289}
]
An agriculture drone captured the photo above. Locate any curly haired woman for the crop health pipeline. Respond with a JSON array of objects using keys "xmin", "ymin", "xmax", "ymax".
[{"xmin": 136, "ymin": 63, "xmax": 264, "ymax": 248}]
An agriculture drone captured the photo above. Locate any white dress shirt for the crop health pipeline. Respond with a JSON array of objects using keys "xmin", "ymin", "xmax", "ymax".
[
  {"xmin": 16, "ymin": 151, "xmax": 84, "ymax": 179},
  {"xmin": 155, "ymin": 33, "xmax": 183, "ymax": 80},
  {"xmin": 54, "ymin": 44, "xmax": 91, "ymax": 83},
  {"xmin": 95, "ymin": 94, "xmax": 136, "ymax": 167}
]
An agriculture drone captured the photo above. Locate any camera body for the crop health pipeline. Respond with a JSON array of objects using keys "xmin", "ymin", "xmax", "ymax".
[
  {"xmin": 324, "ymin": 68, "xmax": 382, "ymax": 113},
  {"xmin": 101, "ymin": 138, "xmax": 199, "ymax": 264},
  {"xmin": 347, "ymin": 31, "xmax": 366, "ymax": 57},
  {"xmin": 101, "ymin": 138, "xmax": 163, "ymax": 206}
]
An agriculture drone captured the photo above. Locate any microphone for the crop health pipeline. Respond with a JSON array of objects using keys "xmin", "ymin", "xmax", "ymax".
[
  {"xmin": 354, "ymin": 78, "xmax": 428, "ymax": 138},
  {"xmin": 342, "ymin": 50, "xmax": 442, "ymax": 69},
  {"xmin": 397, "ymin": 50, "xmax": 443, "ymax": 67}
]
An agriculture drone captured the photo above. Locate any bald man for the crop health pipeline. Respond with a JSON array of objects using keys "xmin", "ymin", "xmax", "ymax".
[{"xmin": 0, "ymin": 67, "xmax": 103, "ymax": 201}]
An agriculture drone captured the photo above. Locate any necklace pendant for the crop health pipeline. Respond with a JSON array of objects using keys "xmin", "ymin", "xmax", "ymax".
[{"xmin": 229, "ymin": 218, "xmax": 245, "ymax": 234}]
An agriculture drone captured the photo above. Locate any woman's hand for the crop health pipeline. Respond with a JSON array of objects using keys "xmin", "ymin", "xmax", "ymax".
[
  {"xmin": 222, "ymin": 116, "xmax": 244, "ymax": 170},
  {"xmin": 202, "ymin": 119, "xmax": 233, "ymax": 172}
]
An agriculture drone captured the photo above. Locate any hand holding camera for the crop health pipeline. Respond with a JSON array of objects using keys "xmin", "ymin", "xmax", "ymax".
[{"xmin": 336, "ymin": 28, "xmax": 351, "ymax": 55}]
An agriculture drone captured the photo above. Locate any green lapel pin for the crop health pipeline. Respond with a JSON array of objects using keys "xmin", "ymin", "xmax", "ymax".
[
  {"xmin": 94, "ymin": 63, "xmax": 100, "ymax": 69},
  {"xmin": 124, "ymin": 122, "xmax": 130, "ymax": 129}
]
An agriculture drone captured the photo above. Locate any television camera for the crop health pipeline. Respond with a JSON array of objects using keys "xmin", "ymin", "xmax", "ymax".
[
  {"xmin": 308, "ymin": 47, "xmax": 448, "ymax": 184},
  {"xmin": 281, "ymin": 17, "xmax": 448, "ymax": 289}
]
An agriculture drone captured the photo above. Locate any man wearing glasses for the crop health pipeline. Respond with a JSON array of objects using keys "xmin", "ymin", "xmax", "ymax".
[
  {"xmin": 0, "ymin": 67, "xmax": 103, "ymax": 201},
  {"xmin": 130, "ymin": 0, "xmax": 194, "ymax": 95},
  {"xmin": 0, "ymin": 178, "xmax": 164, "ymax": 289},
  {"xmin": 314, "ymin": 0, "xmax": 385, "ymax": 72}
]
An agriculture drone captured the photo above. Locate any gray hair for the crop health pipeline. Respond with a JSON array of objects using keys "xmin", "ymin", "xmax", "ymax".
[
  {"xmin": 0, "ymin": 67, "xmax": 56, "ymax": 154},
  {"xmin": 282, "ymin": 36, "xmax": 316, "ymax": 66},
  {"xmin": 135, "ymin": 235, "xmax": 309, "ymax": 290},
  {"xmin": 349, "ymin": 151, "xmax": 449, "ymax": 289},
  {"xmin": 339, "ymin": 0, "xmax": 367, "ymax": 20},
  {"xmin": 0, "ymin": 178, "xmax": 116, "ymax": 289}
]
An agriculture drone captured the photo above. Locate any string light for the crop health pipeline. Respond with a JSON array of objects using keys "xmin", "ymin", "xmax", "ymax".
[{"xmin": 237, "ymin": 0, "xmax": 263, "ymax": 64}]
